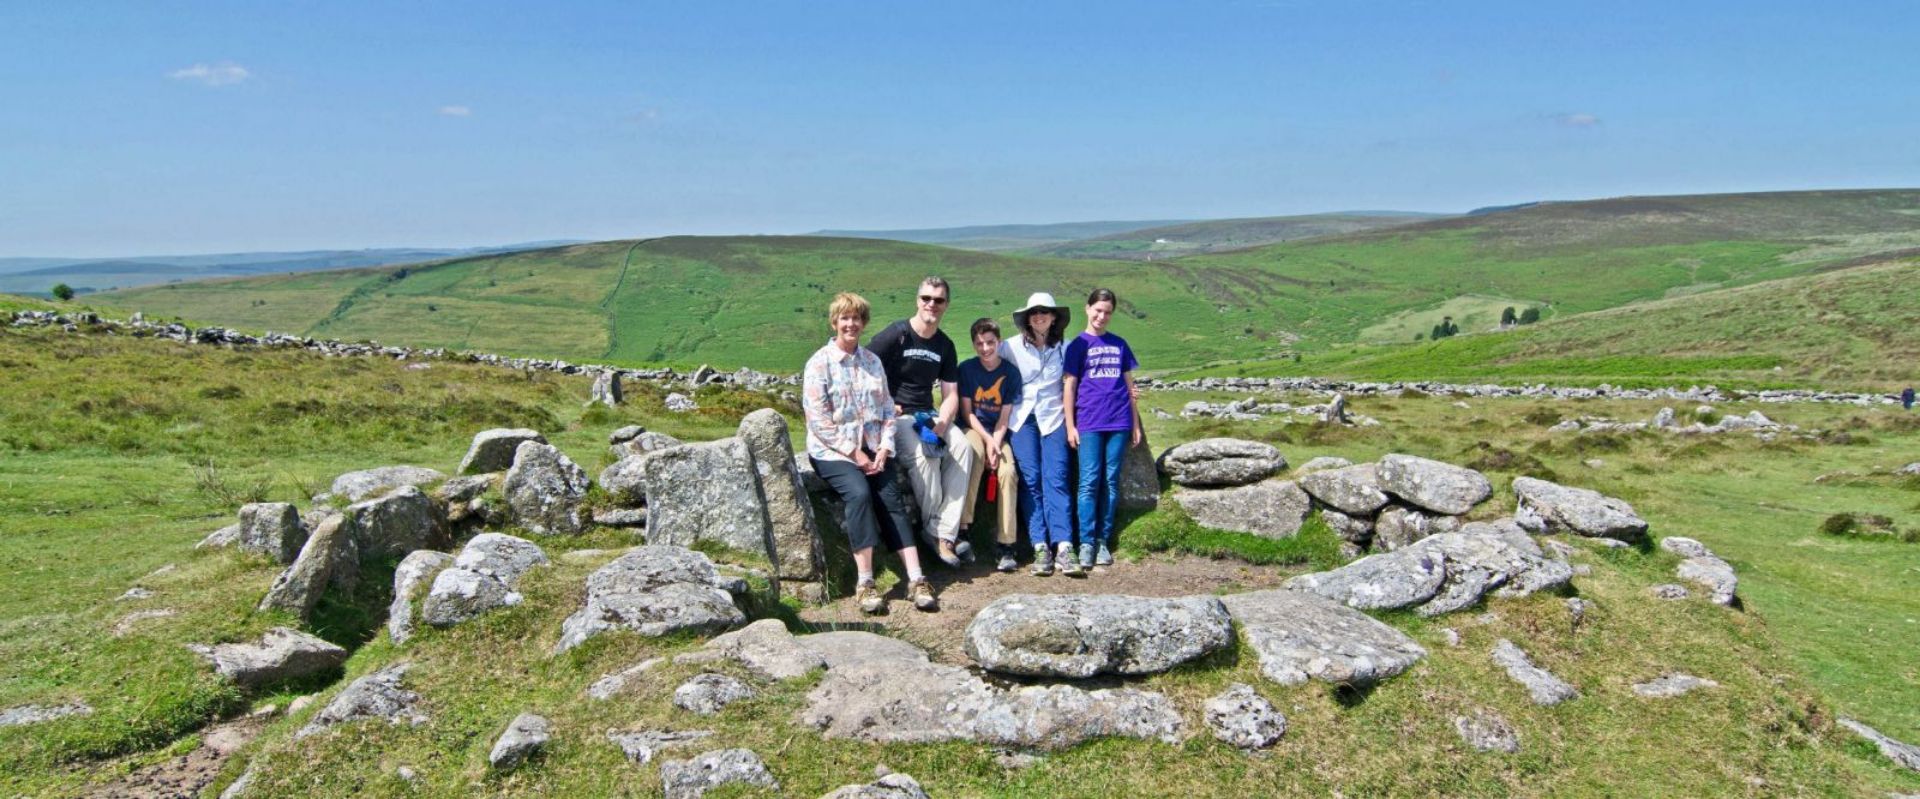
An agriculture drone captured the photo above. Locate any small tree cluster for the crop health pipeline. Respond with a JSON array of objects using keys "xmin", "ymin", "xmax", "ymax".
[
  {"xmin": 1430, "ymin": 315, "xmax": 1460, "ymax": 340},
  {"xmin": 1518, "ymin": 307, "xmax": 1542, "ymax": 325},
  {"xmin": 51, "ymin": 283, "xmax": 74, "ymax": 301}
]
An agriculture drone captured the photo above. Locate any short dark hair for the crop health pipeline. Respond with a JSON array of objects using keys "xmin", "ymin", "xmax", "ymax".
[
  {"xmin": 969, "ymin": 317, "xmax": 1001, "ymax": 342},
  {"xmin": 920, "ymin": 276, "xmax": 950, "ymax": 298},
  {"xmin": 1087, "ymin": 287, "xmax": 1118, "ymax": 306}
]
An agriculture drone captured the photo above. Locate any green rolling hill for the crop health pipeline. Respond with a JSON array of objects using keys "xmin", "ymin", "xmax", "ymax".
[
  {"xmin": 91, "ymin": 190, "xmax": 1920, "ymax": 384},
  {"xmin": 1024, "ymin": 212, "xmax": 1444, "ymax": 260}
]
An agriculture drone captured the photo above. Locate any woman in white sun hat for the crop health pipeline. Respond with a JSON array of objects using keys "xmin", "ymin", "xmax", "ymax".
[{"xmin": 1001, "ymin": 292, "xmax": 1084, "ymax": 577}]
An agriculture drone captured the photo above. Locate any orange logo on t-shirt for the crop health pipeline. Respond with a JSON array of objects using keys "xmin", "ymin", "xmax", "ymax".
[{"xmin": 973, "ymin": 375, "xmax": 1006, "ymax": 408}]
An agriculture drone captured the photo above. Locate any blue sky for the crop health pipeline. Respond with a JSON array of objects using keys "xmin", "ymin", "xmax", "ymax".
[{"xmin": 2, "ymin": 1, "xmax": 1916, "ymax": 256}]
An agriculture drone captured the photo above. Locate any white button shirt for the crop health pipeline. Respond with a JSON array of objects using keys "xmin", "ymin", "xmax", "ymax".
[{"xmin": 1000, "ymin": 335, "xmax": 1065, "ymax": 434}]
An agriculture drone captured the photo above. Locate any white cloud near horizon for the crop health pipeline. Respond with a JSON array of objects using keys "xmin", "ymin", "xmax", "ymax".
[
  {"xmin": 438, "ymin": 105, "xmax": 472, "ymax": 117},
  {"xmin": 168, "ymin": 62, "xmax": 250, "ymax": 86},
  {"xmin": 1552, "ymin": 112, "xmax": 1601, "ymax": 128}
]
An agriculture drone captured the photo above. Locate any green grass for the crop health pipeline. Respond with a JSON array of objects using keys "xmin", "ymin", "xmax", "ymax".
[
  {"xmin": 1168, "ymin": 258, "xmax": 1920, "ymax": 391},
  {"xmin": 86, "ymin": 190, "xmax": 1920, "ymax": 389},
  {"xmin": 7, "ymin": 327, "xmax": 1920, "ymax": 797}
]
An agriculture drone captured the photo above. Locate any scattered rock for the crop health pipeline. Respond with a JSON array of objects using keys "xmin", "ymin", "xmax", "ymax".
[
  {"xmin": 112, "ymin": 608, "xmax": 179, "ymax": 636},
  {"xmin": 1320, "ymin": 508, "xmax": 1374, "ymax": 544},
  {"xmin": 454, "ymin": 532, "xmax": 549, "ymax": 583},
  {"xmin": 660, "ymin": 749, "xmax": 777, "ymax": 799},
  {"xmin": 0, "ymin": 702, "xmax": 93, "ymax": 727},
  {"xmin": 553, "ymin": 546, "xmax": 746, "ymax": 653},
  {"xmin": 1173, "ymin": 480, "xmax": 1312, "ymax": 539},
  {"xmin": 674, "ymin": 673, "xmax": 757, "ymax": 715},
  {"xmin": 608, "ymin": 729, "xmax": 714, "ymax": 764},
  {"xmin": 1119, "ymin": 438, "xmax": 1161, "ymax": 510},
  {"xmin": 1439, "ymin": 628, "xmax": 1461, "ymax": 647},
  {"xmin": 587, "ymin": 658, "xmax": 665, "ymax": 700},
  {"xmin": 611, "ymin": 431, "xmax": 685, "ymax": 461},
  {"xmin": 196, "ymin": 523, "xmax": 242, "ymax": 550},
  {"xmin": 258, "ymin": 513, "xmax": 358, "ymax": 619},
  {"xmin": 593, "ymin": 508, "xmax": 649, "ymax": 527},
  {"xmin": 1204, "ymin": 683, "xmax": 1287, "ymax": 749},
  {"xmin": 1649, "ymin": 583, "xmax": 1691, "ymax": 600},
  {"xmin": 388, "ymin": 550, "xmax": 455, "ymax": 644},
  {"xmin": 1157, "ymin": 438, "xmax": 1288, "ymax": 487},
  {"xmin": 488, "ymin": 712, "xmax": 552, "ymax": 770},
  {"xmin": 597, "ymin": 456, "xmax": 649, "ymax": 507},
  {"xmin": 1377, "ymin": 454, "xmax": 1492, "ymax": 515},
  {"xmin": 1566, "ymin": 598, "xmax": 1591, "ymax": 627},
  {"xmin": 1512, "ymin": 476, "xmax": 1649, "ymax": 542},
  {"xmin": 1453, "ymin": 710, "xmax": 1520, "ymax": 753},
  {"xmin": 118, "ymin": 587, "xmax": 155, "ymax": 601},
  {"xmin": 503, "ymin": 442, "xmax": 590, "ymax": 535},
  {"xmin": 802, "ymin": 658, "xmax": 1182, "ymax": 748},
  {"xmin": 677, "ymin": 619, "xmax": 826, "ymax": 681},
  {"xmin": 1284, "ymin": 549, "xmax": 1447, "ymax": 611},
  {"xmin": 664, "ymin": 392, "xmax": 699, "ymax": 413},
  {"xmin": 738, "ymin": 409, "xmax": 826, "ymax": 582},
  {"xmin": 590, "ymin": 370, "xmax": 624, "ymax": 406},
  {"xmin": 1373, "ymin": 504, "xmax": 1461, "ymax": 551},
  {"xmin": 327, "ymin": 465, "xmax": 446, "ymax": 503},
  {"xmin": 296, "ymin": 663, "xmax": 426, "ymax": 739},
  {"xmin": 1632, "ymin": 673, "xmax": 1719, "ymax": 698},
  {"xmin": 236, "ymin": 502, "xmax": 307, "ymax": 564},
  {"xmin": 1663, "ymin": 537, "xmax": 1738, "ymax": 606},
  {"xmin": 1298, "ymin": 464, "xmax": 1390, "ymax": 515},
  {"xmin": 610, "ymin": 425, "xmax": 645, "ymax": 444},
  {"xmin": 188, "ymin": 627, "xmax": 348, "ymax": 689},
  {"xmin": 1836, "ymin": 718, "xmax": 1920, "ymax": 772},
  {"xmin": 1219, "ymin": 588, "xmax": 1427, "ymax": 687},
  {"xmin": 823, "ymin": 772, "xmax": 932, "ymax": 799},
  {"xmin": 458, "ymin": 428, "xmax": 546, "ymax": 475},
  {"xmin": 1490, "ymin": 639, "xmax": 1579, "ymax": 706},
  {"xmin": 964, "ymin": 594, "xmax": 1233, "ymax": 678},
  {"xmin": 1295, "ymin": 456, "xmax": 1353, "ymax": 474},
  {"xmin": 421, "ymin": 567, "xmax": 523, "ymax": 628}
]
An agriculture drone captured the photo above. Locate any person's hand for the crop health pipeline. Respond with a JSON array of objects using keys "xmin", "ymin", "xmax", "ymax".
[
  {"xmin": 933, "ymin": 417, "xmax": 951, "ymax": 438},
  {"xmin": 1129, "ymin": 383, "xmax": 1145, "ymax": 401},
  {"xmin": 1131, "ymin": 426, "xmax": 1143, "ymax": 447},
  {"xmin": 1066, "ymin": 426, "xmax": 1080, "ymax": 449},
  {"xmin": 852, "ymin": 448, "xmax": 873, "ymax": 472},
  {"xmin": 985, "ymin": 447, "xmax": 999, "ymax": 472},
  {"xmin": 870, "ymin": 451, "xmax": 888, "ymax": 475}
]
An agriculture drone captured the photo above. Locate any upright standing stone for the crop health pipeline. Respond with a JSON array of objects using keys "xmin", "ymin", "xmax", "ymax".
[
  {"xmin": 258, "ymin": 514, "xmax": 358, "ymax": 620},
  {"xmin": 642, "ymin": 439, "xmax": 776, "ymax": 563},
  {"xmin": 237, "ymin": 502, "xmax": 307, "ymax": 564},
  {"xmin": 590, "ymin": 370, "xmax": 624, "ymax": 407},
  {"xmin": 346, "ymin": 486, "xmax": 447, "ymax": 560},
  {"xmin": 503, "ymin": 441, "xmax": 590, "ymax": 535},
  {"xmin": 458, "ymin": 429, "xmax": 546, "ymax": 475},
  {"xmin": 737, "ymin": 409, "xmax": 824, "ymax": 583},
  {"xmin": 1119, "ymin": 438, "xmax": 1160, "ymax": 510}
]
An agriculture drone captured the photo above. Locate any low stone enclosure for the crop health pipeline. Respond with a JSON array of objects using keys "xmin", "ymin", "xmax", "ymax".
[{"xmin": 159, "ymin": 401, "xmax": 1904, "ymax": 798}]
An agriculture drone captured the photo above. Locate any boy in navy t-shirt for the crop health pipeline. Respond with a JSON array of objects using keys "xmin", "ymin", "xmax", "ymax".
[{"xmin": 958, "ymin": 318, "xmax": 1025, "ymax": 572}]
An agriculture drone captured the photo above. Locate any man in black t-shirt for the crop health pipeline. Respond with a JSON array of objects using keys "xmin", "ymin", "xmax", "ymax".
[{"xmin": 869, "ymin": 276, "xmax": 977, "ymax": 565}]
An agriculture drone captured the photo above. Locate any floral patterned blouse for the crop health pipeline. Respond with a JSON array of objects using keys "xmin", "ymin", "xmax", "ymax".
[{"xmin": 802, "ymin": 340, "xmax": 897, "ymax": 463}]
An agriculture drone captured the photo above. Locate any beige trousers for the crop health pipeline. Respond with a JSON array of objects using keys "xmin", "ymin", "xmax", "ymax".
[{"xmin": 962, "ymin": 426, "xmax": 1020, "ymax": 545}]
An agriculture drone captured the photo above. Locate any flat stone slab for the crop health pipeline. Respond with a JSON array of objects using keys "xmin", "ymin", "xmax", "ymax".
[
  {"xmin": 673, "ymin": 673, "xmax": 756, "ymax": 715},
  {"xmin": 1157, "ymin": 438, "xmax": 1288, "ymax": 487},
  {"xmin": 675, "ymin": 619, "xmax": 825, "ymax": 681},
  {"xmin": 488, "ymin": 712, "xmax": 551, "ymax": 770},
  {"xmin": 1204, "ymin": 683, "xmax": 1287, "ymax": 749},
  {"xmin": 460, "ymin": 428, "xmax": 545, "ymax": 475},
  {"xmin": 1632, "ymin": 673, "xmax": 1719, "ymax": 698},
  {"xmin": 1377, "ymin": 454, "xmax": 1491, "ymax": 515},
  {"xmin": 553, "ymin": 545, "xmax": 745, "ymax": 653},
  {"xmin": 607, "ymin": 728, "xmax": 713, "ymax": 764},
  {"xmin": 964, "ymin": 594, "xmax": 1233, "ymax": 678},
  {"xmin": 1219, "ymin": 588, "xmax": 1427, "ymax": 687},
  {"xmin": 823, "ymin": 773, "xmax": 931, "ymax": 799},
  {"xmin": 188, "ymin": 627, "xmax": 348, "ymax": 689},
  {"xmin": 327, "ymin": 465, "xmax": 446, "ymax": 503},
  {"xmin": 1173, "ymin": 480, "xmax": 1312, "ymax": 539},
  {"xmin": 1284, "ymin": 549, "xmax": 1447, "ymax": 611},
  {"xmin": 802, "ymin": 658, "xmax": 1183, "ymax": 749},
  {"xmin": 1454, "ymin": 710, "xmax": 1520, "ymax": 753},
  {"xmin": 795, "ymin": 631, "xmax": 930, "ymax": 669},
  {"xmin": 659, "ymin": 748, "xmax": 778, "ymax": 799},
  {"xmin": 1513, "ymin": 476, "xmax": 1649, "ymax": 541},
  {"xmin": 296, "ymin": 663, "xmax": 427, "ymax": 739},
  {"xmin": 1837, "ymin": 717, "xmax": 1920, "ymax": 772},
  {"xmin": 1490, "ymin": 639, "xmax": 1579, "ymax": 706},
  {"xmin": 0, "ymin": 702, "xmax": 93, "ymax": 727}
]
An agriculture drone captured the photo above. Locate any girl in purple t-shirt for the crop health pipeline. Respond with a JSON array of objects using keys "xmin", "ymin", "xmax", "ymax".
[{"xmin": 1063, "ymin": 287, "xmax": 1141, "ymax": 571}]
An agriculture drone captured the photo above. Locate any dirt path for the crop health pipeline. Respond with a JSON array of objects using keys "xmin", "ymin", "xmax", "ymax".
[
  {"xmin": 797, "ymin": 552, "xmax": 1291, "ymax": 663},
  {"xmin": 87, "ymin": 716, "xmax": 264, "ymax": 799}
]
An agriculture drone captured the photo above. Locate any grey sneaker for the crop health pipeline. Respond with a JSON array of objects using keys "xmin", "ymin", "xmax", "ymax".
[
  {"xmin": 855, "ymin": 581, "xmax": 884, "ymax": 615},
  {"xmin": 956, "ymin": 539, "xmax": 976, "ymax": 564},
  {"xmin": 1095, "ymin": 543, "xmax": 1114, "ymax": 567},
  {"xmin": 995, "ymin": 545, "xmax": 1019, "ymax": 573},
  {"xmin": 908, "ymin": 578, "xmax": 938, "ymax": 611},
  {"xmin": 1031, "ymin": 545, "xmax": 1053, "ymax": 576},
  {"xmin": 1077, "ymin": 542, "xmax": 1096, "ymax": 569},
  {"xmin": 1057, "ymin": 543, "xmax": 1085, "ymax": 578}
]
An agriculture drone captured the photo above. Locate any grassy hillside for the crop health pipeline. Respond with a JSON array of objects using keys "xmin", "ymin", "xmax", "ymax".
[
  {"xmin": 0, "ymin": 244, "xmax": 581, "ymax": 297},
  {"xmin": 1170, "ymin": 257, "xmax": 1920, "ymax": 391},
  {"xmin": 1025, "ymin": 212, "xmax": 1441, "ymax": 260},
  {"xmin": 91, "ymin": 190, "xmax": 1920, "ymax": 386},
  {"xmin": 812, "ymin": 220, "xmax": 1191, "ymax": 251},
  {"xmin": 4, "ymin": 326, "xmax": 1919, "ymax": 796}
]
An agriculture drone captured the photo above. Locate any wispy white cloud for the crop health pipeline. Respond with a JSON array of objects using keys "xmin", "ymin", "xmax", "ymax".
[
  {"xmin": 438, "ymin": 105, "xmax": 472, "ymax": 117},
  {"xmin": 1550, "ymin": 112, "xmax": 1601, "ymax": 128},
  {"xmin": 168, "ymin": 62, "xmax": 250, "ymax": 86}
]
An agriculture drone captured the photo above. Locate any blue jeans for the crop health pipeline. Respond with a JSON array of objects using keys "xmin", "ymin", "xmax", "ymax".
[
  {"xmin": 1011, "ymin": 422, "xmax": 1072, "ymax": 548},
  {"xmin": 1075, "ymin": 429, "xmax": 1128, "ymax": 550}
]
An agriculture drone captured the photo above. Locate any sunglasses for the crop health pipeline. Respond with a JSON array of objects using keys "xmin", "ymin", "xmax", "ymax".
[{"xmin": 918, "ymin": 295, "xmax": 949, "ymax": 306}]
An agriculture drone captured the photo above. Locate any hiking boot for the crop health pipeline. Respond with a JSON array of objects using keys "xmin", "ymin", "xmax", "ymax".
[
  {"xmin": 1095, "ymin": 543, "xmax": 1114, "ymax": 568},
  {"xmin": 1057, "ymin": 543, "xmax": 1085, "ymax": 578},
  {"xmin": 1077, "ymin": 542, "xmax": 1096, "ymax": 570},
  {"xmin": 855, "ymin": 581, "xmax": 884, "ymax": 615},
  {"xmin": 908, "ymin": 578, "xmax": 938, "ymax": 611},
  {"xmin": 995, "ymin": 544, "xmax": 1019, "ymax": 573},
  {"xmin": 1031, "ymin": 545, "xmax": 1053, "ymax": 576},
  {"xmin": 936, "ymin": 539, "xmax": 963, "ymax": 567}
]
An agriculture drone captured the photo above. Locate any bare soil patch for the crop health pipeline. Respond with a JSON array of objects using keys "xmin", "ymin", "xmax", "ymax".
[
  {"xmin": 797, "ymin": 552, "xmax": 1292, "ymax": 663},
  {"xmin": 87, "ymin": 716, "xmax": 264, "ymax": 799}
]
